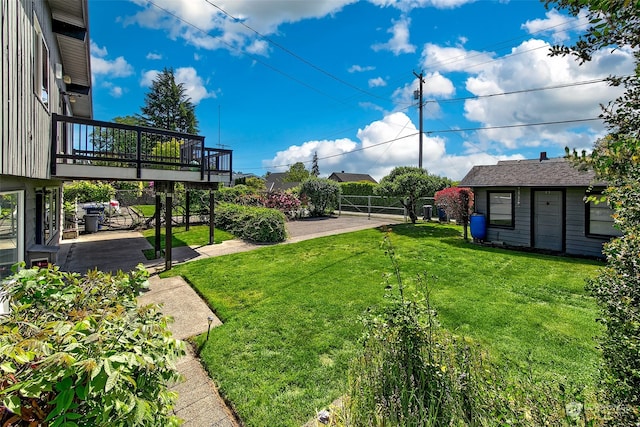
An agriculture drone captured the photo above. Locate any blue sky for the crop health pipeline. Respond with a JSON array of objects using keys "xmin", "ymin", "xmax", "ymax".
[{"xmin": 87, "ymin": 0, "xmax": 634, "ymax": 181}]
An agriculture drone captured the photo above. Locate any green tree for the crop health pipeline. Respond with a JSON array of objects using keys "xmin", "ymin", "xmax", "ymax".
[
  {"xmin": 311, "ymin": 151, "xmax": 320, "ymax": 177},
  {"xmin": 543, "ymin": 0, "xmax": 640, "ymax": 421},
  {"xmin": 139, "ymin": 68, "xmax": 198, "ymax": 135},
  {"xmin": 299, "ymin": 178, "xmax": 341, "ymax": 216},
  {"xmin": 375, "ymin": 166, "xmax": 450, "ymax": 223},
  {"xmin": 284, "ymin": 162, "xmax": 310, "ymax": 182}
]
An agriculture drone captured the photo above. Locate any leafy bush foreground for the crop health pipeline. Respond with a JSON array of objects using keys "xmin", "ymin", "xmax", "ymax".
[
  {"xmin": 215, "ymin": 202, "xmax": 287, "ymax": 243},
  {"xmin": 0, "ymin": 264, "xmax": 185, "ymax": 426}
]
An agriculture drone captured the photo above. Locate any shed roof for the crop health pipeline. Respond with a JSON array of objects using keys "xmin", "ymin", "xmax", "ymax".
[
  {"xmin": 459, "ymin": 157, "xmax": 603, "ymax": 188},
  {"xmin": 328, "ymin": 172, "xmax": 377, "ymax": 183}
]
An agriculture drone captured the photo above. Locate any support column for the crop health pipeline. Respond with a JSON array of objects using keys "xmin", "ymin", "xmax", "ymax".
[
  {"xmin": 185, "ymin": 190, "xmax": 191, "ymax": 231},
  {"xmin": 165, "ymin": 181, "xmax": 174, "ymax": 271},
  {"xmin": 209, "ymin": 189, "xmax": 215, "ymax": 245},
  {"xmin": 154, "ymin": 193, "xmax": 161, "ymax": 258}
]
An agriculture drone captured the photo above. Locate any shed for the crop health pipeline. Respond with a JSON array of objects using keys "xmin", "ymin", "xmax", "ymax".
[{"xmin": 459, "ymin": 154, "xmax": 619, "ymax": 258}]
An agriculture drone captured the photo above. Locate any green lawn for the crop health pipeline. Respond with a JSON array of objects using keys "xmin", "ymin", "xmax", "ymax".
[
  {"xmin": 132, "ymin": 204, "xmax": 156, "ymax": 217},
  {"xmin": 164, "ymin": 223, "xmax": 603, "ymax": 427},
  {"xmin": 141, "ymin": 225, "xmax": 235, "ymax": 251}
]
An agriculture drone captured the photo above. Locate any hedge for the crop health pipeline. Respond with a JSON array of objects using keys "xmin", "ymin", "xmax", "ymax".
[{"xmin": 216, "ymin": 203, "xmax": 287, "ymax": 243}]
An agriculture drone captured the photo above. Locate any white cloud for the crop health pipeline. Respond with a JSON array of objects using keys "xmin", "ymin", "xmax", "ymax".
[
  {"xmin": 368, "ymin": 0, "xmax": 476, "ymax": 11},
  {"xmin": 90, "ymin": 41, "xmax": 108, "ymax": 57},
  {"xmin": 146, "ymin": 52, "xmax": 163, "ymax": 60},
  {"xmin": 420, "ymin": 42, "xmax": 495, "ymax": 73},
  {"xmin": 349, "ymin": 65, "xmax": 376, "ymax": 73},
  {"xmin": 372, "ymin": 17, "xmax": 415, "ymax": 55},
  {"xmin": 391, "ymin": 71, "xmax": 454, "ymax": 114},
  {"xmin": 174, "ymin": 67, "xmax": 217, "ymax": 104},
  {"xmin": 262, "ymin": 111, "xmax": 515, "ymax": 181},
  {"xmin": 460, "ymin": 39, "xmax": 634, "ymax": 149},
  {"xmin": 369, "ymin": 77, "xmax": 387, "ymax": 87},
  {"xmin": 140, "ymin": 67, "xmax": 217, "ymax": 104},
  {"xmin": 140, "ymin": 70, "xmax": 159, "ymax": 87},
  {"xmin": 90, "ymin": 42, "xmax": 134, "ymax": 78},
  {"xmin": 127, "ymin": 0, "xmax": 357, "ymax": 54},
  {"xmin": 101, "ymin": 81, "xmax": 125, "ymax": 98},
  {"xmin": 521, "ymin": 9, "xmax": 589, "ymax": 43}
]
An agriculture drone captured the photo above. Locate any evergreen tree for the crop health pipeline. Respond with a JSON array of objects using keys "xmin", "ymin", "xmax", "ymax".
[
  {"xmin": 139, "ymin": 68, "xmax": 198, "ymax": 134},
  {"xmin": 311, "ymin": 151, "xmax": 320, "ymax": 177}
]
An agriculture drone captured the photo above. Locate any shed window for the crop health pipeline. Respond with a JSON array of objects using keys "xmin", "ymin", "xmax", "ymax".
[
  {"xmin": 34, "ymin": 15, "xmax": 49, "ymax": 108},
  {"xmin": 488, "ymin": 191, "xmax": 514, "ymax": 228},
  {"xmin": 586, "ymin": 198, "xmax": 623, "ymax": 238}
]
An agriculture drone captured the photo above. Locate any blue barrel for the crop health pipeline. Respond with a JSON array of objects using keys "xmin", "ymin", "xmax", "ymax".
[{"xmin": 470, "ymin": 213, "xmax": 487, "ymax": 240}]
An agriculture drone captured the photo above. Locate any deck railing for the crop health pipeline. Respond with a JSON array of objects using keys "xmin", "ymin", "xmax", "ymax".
[{"xmin": 50, "ymin": 113, "xmax": 232, "ymax": 182}]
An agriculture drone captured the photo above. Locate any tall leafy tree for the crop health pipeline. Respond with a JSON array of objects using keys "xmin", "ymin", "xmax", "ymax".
[
  {"xmin": 543, "ymin": 0, "xmax": 640, "ymax": 421},
  {"xmin": 375, "ymin": 166, "xmax": 450, "ymax": 223},
  {"xmin": 139, "ymin": 68, "xmax": 198, "ymax": 135},
  {"xmin": 284, "ymin": 162, "xmax": 310, "ymax": 182}
]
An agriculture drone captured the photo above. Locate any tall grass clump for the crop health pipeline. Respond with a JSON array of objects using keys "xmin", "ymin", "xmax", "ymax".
[{"xmin": 336, "ymin": 232, "xmax": 597, "ymax": 426}]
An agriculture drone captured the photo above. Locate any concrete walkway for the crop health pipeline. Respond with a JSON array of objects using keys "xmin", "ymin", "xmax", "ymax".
[{"xmin": 57, "ymin": 214, "xmax": 401, "ymax": 426}]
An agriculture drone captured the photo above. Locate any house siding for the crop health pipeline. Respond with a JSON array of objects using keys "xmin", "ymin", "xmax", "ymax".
[
  {"xmin": 565, "ymin": 188, "xmax": 610, "ymax": 258},
  {"xmin": 2, "ymin": 0, "xmax": 62, "ymax": 180},
  {"xmin": 474, "ymin": 187, "xmax": 531, "ymax": 247},
  {"xmin": 473, "ymin": 186, "xmax": 609, "ymax": 258},
  {"xmin": 2, "ymin": 0, "xmax": 65, "ymax": 266}
]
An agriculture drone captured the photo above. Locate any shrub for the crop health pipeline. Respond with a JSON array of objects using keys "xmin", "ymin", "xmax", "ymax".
[
  {"xmin": 215, "ymin": 185, "xmax": 254, "ymax": 203},
  {"xmin": 264, "ymin": 192, "xmax": 301, "ymax": 219},
  {"xmin": 0, "ymin": 264, "xmax": 184, "ymax": 426},
  {"xmin": 299, "ymin": 178, "xmax": 341, "ymax": 217},
  {"xmin": 215, "ymin": 203, "xmax": 286, "ymax": 243},
  {"xmin": 63, "ymin": 181, "xmax": 116, "ymax": 203},
  {"xmin": 434, "ymin": 187, "xmax": 474, "ymax": 239},
  {"xmin": 339, "ymin": 182, "xmax": 377, "ymax": 196}
]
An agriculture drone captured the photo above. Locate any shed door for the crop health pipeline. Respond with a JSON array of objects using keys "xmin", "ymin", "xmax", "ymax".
[{"xmin": 533, "ymin": 190, "xmax": 563, "ymax": 251}]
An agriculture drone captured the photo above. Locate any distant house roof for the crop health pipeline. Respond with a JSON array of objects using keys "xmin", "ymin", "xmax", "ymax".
[
  {"xmin": 328, "ymin": 172, "xmax": 377, "ymax": 183},
  {"xmin": 265, "ymin": 172, "xmax": 299, "ymax": 192},
  {"xmin": 459, "ymin": 157, "xmax": 603, "ymax": 188}
]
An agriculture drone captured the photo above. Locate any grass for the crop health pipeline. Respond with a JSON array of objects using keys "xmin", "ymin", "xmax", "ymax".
[
  {"xmin": 140, "ymin": 225, "xmax": 235, "ymax": 258},
  {"xmin": 164, "ymin": 222, "xmax": 603, "ymax": 427},
  {"xmin": 132, "ymin": 204, "xmax": 156, "ymax": 217}
]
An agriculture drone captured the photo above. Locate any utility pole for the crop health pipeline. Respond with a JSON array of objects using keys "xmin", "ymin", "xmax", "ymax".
[{"xmin": 413, "ymin": 71, "xmax": 425, "ymax": 169}]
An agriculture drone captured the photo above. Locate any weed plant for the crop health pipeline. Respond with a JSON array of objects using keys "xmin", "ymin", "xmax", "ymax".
[{"xmin": 337, "ymin": 233, "xmax": 597, "ymax": 426}]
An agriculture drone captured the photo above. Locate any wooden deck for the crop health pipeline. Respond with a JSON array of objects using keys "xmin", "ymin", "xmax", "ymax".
[{"xmin": 50, "ymin": 114, "xmax": 232, "ymax": 185}]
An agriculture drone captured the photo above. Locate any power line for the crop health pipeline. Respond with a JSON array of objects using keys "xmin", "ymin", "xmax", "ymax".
[
  {"xmin": 146, "ymin": 0, "xmax": 350, "ymax": 105},
  {"xmin": 259, "ymin": 117, "xmax": 602, "ymax": 171},
  {"xmin": 202, "ymin": 0, "xmax": 389, "ymax": 102},
  {"xmin": 428, "ymin": 77, "xmax": 615, "ymax": 105}
]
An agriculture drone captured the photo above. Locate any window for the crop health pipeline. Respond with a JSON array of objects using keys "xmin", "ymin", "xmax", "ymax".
[
  {"xmin": 34, "ymin": 15, "xmax": 49, "ymax": 108},
  {"xmin": 488, "ymin": 191, "xmax": 514, "ymax": 227},
  {"xmin": 586, "ymin": 197, "xmax": 623, "ymax": 238},
  {"xmin": 0, "ymin": 191, "xmax": 24, "ymax": 281},
  {"xmin": 43, "ymin": 188, "xmax": 59, "ymax": 243}
]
